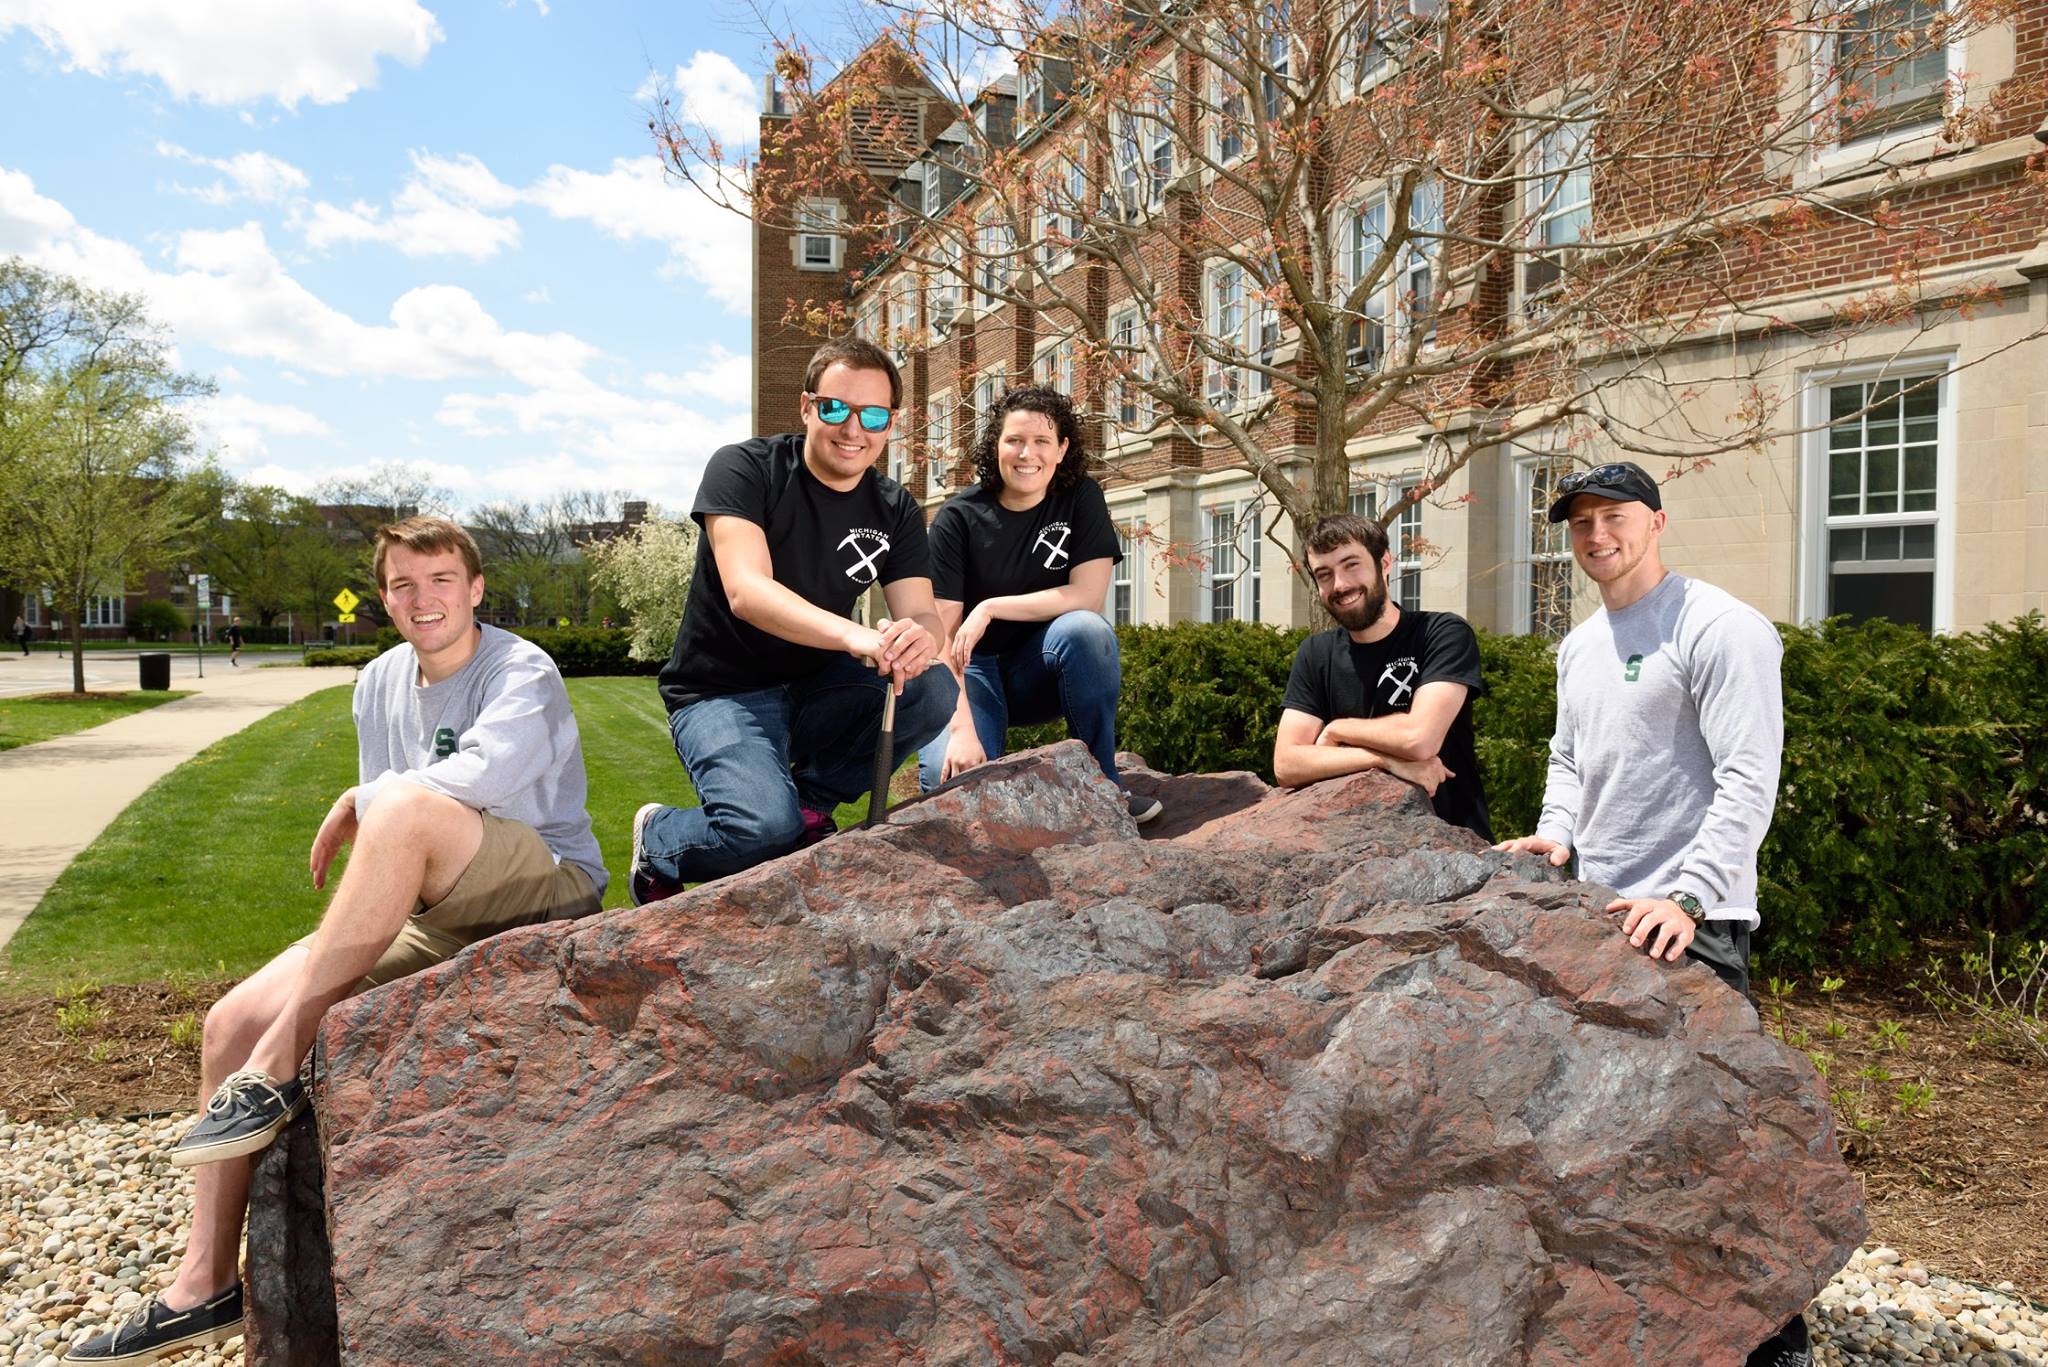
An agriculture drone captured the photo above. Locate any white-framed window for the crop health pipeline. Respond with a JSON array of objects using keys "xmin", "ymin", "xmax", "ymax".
[
  {"xmin": 1111, "ymin": 520, "xmax": 1145, "ymax": 625},
  {"xmin": 971, "ymin": 363, "xmax": 1008, "ymax": 434},
  {"xmin": 1344, "ymin": 196, "xmax": 1389, "ymax": 371},
  {"xmin": 1516, "ymin": 458, "xmax": 1574, "ymax": 638},
  {"xmin": 23, "ymin": 592, "xmax": 43, "ymax": 627},
  {"xmin": 1402, "ymin": 178, "xmax": 1441, "ymax": 346},
  {"xmin": 1340, "ymin": 0, "xmax": 1446, "ymax": 96},
  {"xmin": 1037, "ymin": 152, "xmax": 1086, "ymax": 273},
  {"xmin": 976, "ymin": 214, "xmax": 1016, "ymax": 305},
  {"xmin": 1523, "ymin": 105, "xmax": 1592, "ymax": 306},
  {"xmin": 1821, "ymin": 0, "xmax": 1955, "ymax": 146},
  {"xmin": 82, "ymin": 592, "xmax": 126, "ymax": 629},
  {"xmin": 884, "ymin": 274, "xmax": 916, "ymax": 366},
  {"xmin": 1204, "ymin": 500, "xmax": 1264, "ymax": 622},
  {"xmin": 925, "ymin": 391, "xmax": 956, "ymax": 473},
  {"xmin": 1034, "ymin": 336, "xmax": 1077, "ymax": 394},
  {"xmin": 1391, "ymin": 480, "xmax": 1423, "ymax": 612},
  {"xmin": 1209, "ymin": 56, "xmax": 1249, "ymax": 166},
  {"xmin": 854, "ymin": 294, "xmax": 882, "ymax": 348},
  {"xmin": 1204, "ymin": 261, "xmax": 1278, "ymax": 408},
  {"xmin": 920, "ymin": 159, "xmax": 945, "ymax": 217},
  {"xmin": 1109, "ymin": 306, "xmax": 1155, "ymax": 431},
  {"xmin": 1260, "ymin": 2, "xmax": 1293, "ymax": 124},
  {"xmin": 930, "ymin": 234, "xmax": 963, "ymax": 329},
  {"xmin": 1020, "ymin": 63, "xmax": 1047, "ymax": 126},
  {"xmin": 887, "ymin": 447, "xmax": 908, "ymax": 487},
  {"xmin": 1113, "ymin": 73, "xmax": 1177, "ymax": 216},
  {"xmin": 1800, "ymin": 364, "xmax": 1951, "ymax": 632},
  {"xmin": 795, "ymin": 198, "xmax": 844, "ymax": 271}
]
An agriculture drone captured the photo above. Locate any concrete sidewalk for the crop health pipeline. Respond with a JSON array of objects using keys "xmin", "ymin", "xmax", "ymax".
[{"xmin": 0, "ymin": 655, "xmax": 349, "ymax": 954}]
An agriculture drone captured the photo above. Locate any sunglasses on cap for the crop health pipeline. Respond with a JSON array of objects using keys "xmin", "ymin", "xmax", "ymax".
[
  {"xmin": 810, "ymin": 394, "xmax": 895, "ymax": 432},
  {"xmin": 1554, "ymin": 463, "xmax": 1641, "ymax": 498}
]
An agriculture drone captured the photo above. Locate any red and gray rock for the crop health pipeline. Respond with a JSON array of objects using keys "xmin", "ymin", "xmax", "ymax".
[{"xmin": 246, "ymin": 741, "xmax": 1864, "ymax": 1365}]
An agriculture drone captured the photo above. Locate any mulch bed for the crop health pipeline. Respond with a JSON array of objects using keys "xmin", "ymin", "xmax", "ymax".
[{"xmin": 1, "ymin": 971, "xmax": 2041, "ymax": 1300}]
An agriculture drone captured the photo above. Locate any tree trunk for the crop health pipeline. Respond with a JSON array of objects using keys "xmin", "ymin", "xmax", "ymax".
[{"xmin": 70, "ymin": 624, "xmax": 85, "ymax": 695}]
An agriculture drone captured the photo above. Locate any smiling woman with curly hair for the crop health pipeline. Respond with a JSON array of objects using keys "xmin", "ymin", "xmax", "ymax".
[{"xmin": 919, "ymin": 384, "xmax": 1161, "ymax": 824}]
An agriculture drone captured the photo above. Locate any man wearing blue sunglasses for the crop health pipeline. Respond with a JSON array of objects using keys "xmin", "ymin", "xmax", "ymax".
[{"xmin": 631, "ymin": 336, "xmax": 957, "ymax": 900}]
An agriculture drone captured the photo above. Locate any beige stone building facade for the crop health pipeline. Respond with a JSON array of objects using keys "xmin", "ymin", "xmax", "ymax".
[{"xmin": 751, "ymin": 9, "xmax": 2048, "ymax": 638}]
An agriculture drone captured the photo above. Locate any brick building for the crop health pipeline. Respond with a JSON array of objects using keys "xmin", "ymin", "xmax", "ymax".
[{"xmin": 752, "ymin": 6, "xmax": 2048, "ymax": 637}]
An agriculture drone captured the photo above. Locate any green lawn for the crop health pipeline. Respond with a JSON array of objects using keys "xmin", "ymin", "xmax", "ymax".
[
  {"xmin": 0, "ymin": 691, "xmax": 193, "ymax": 752},
  {"xmin": 1, "ymin": 676, "xmax": 899, "ymax": 992}
]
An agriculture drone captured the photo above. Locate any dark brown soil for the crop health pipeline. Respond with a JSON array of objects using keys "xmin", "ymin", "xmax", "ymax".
[{"xmin": 2, "ymin": 972, "xmax": 2041, "ymax": 1300}]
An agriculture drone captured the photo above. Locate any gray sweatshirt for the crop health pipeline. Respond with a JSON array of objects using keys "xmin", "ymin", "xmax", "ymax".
[
  {"xmin": 352, "ymin": 624, "xmax": 607, "ymax": 899},
  {"xmin": 1534, "ymin": 573, "xmax": 1781, "ymax": 928}
]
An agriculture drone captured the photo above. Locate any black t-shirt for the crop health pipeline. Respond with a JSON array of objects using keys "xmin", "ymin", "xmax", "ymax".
[
  {"xmin": 226, "ymin": 624, "xmax": 244, "ymax": 647},
  {"xmin": 1281, "ymin": 610, "xmax": 1492, "ymax": 839},
  {"xmin": 658, "ymin": 433, "xmax": 932, "ymax": 711},
  {"xmin": 928, "ymin": 477, "xmax": 1122, "ymax": 657}
]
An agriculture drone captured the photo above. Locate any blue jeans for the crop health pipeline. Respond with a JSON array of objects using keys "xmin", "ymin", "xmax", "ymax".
[
  {"xmin": 918, "ymin": 610, "xmax": 1122, "ymax": 792},
  {"xmin": 639, "ymin": 655, "xmax": 956, "ymax": 885}
]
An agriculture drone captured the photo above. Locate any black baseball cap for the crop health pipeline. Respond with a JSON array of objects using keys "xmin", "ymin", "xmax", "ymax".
[{"xmin": 1546, "ymin": 461, "xmax": 1662, "ymax": 523}]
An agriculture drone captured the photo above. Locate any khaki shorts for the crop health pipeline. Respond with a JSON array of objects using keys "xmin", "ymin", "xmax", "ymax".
[{"xmin": 294, "ymin": 812, "xmax": 600, "ymax": 990}]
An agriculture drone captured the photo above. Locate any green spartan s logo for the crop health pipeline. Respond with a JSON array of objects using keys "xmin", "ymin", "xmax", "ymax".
[
  {"xmin": 433, "ymin": 726, "xmax": 457, "ymax": 757},
  {"xmin": 1624, "ymin": 653, "xmax": 1644, "ymax": 683}
]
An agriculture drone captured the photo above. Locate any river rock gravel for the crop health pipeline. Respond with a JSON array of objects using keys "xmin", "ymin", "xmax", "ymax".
[{"xmin": 2, "ymin": 1113, "xmax": 2042, "ymax": 1365}]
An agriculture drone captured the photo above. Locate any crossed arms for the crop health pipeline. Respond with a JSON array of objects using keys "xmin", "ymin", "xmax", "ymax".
[{"xmin": 1271, "ymin": 681, "xmax": 1466, "ymax": 793}]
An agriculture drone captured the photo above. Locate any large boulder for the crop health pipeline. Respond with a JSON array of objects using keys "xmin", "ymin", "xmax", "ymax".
[{"xmin": 247, "ymin": 742, "xmax": 1863, "ymax": 1365}]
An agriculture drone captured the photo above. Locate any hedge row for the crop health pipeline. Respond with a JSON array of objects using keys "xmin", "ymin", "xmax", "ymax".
[
  {"xmin": 1062, "ymin": 617, "xmax": 2044, "ymax": 970},
  {"xmin": 341, "ymin": 612, "xmax": 2048, "ymax": 968},
  {"xmin": 366, "ymin": 625, "xmax": 659, "ymax": 676}
]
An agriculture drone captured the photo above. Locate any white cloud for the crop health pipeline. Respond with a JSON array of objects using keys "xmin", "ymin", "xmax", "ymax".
[
  {"xmin": 156, "ymin": 140, "xmax": 309, "ymax": 205},
  {"xmin": 1, "ymin": 163, "xmax": 744, "ymax": 509},
  {"xmin": 644, "ymin": 346, "xmax": 748, "ymax": 401},
  {"xmin": 295, "ymin": 151, "xmax": 520, "ymax": 260},
  {"xmin": 0, "ymin": 0, "xmax": 443, "ymax": 108},
  {"xmin": 642, "ymin": 50, "xmax": 758, "ymax": 149},
  {"xmin": 292, "ymin": 146, "xmax": 750, "ymax": 311},
  {"xmin": 191, "ymin": 392, "xmax": 333, "ymax": 461},
  {"xmin": 524, "ymin": 285, "xmax": 551, "ymax": 304},
  {"xmin": 523, "ymin": 156, "xmax": 751, "ymax": 311}
]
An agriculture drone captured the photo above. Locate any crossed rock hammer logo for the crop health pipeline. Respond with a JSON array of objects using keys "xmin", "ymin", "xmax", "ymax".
[{"xmin": 838, "ymin": 531, "xmax": 890, "ymax": 584}]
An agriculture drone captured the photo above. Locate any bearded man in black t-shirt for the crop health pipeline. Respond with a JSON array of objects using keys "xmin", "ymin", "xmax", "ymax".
[
  {"xmin": 1274, "ymin": 511, "xmax": 1493, "ymax": 840},
  {"xmin": 628, "ymin": 337, "xmax": 957, "ymax": 902}
]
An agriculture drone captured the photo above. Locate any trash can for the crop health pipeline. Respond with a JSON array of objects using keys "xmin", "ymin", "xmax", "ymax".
[{"xmin": 139, "ymin": 652, "xmax": 171, "ymax": 691}]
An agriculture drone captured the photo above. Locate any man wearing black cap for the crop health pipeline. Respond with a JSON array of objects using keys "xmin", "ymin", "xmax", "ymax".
[{"xmin": 1494, "ymin": 462, "xmax": 1801, "ymax": 1365}]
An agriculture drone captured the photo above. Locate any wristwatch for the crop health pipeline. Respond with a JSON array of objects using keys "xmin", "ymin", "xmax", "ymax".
[{"xmin": 1668, "ymin": 892, "xmax": 1706, "ymax": 925}]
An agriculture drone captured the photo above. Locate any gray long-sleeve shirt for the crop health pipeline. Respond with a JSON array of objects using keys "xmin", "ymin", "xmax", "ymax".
[
  {"xmin": 352, "ymin": 624, "xmax": 607, "ymax": 899},
  {"xmin": 1534, "ymin": 573, "xmax": 1781, "ymax": 928}
]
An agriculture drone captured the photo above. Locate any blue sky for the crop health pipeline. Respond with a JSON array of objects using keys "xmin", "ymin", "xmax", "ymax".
[{"xmin": 0, "ymin": 0, "xmax": 867, "ymax": 514}]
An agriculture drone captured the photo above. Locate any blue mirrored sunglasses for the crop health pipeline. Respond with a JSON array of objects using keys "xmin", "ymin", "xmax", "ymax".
[{"xmin": 813, "ymin": 395, "xmax": 894, "ymax": 432}]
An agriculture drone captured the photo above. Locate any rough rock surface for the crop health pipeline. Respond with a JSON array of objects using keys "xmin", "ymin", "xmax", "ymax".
[{"xmin": 247, "ymin": 742, "xmax": 1865, "ymax": 1365}]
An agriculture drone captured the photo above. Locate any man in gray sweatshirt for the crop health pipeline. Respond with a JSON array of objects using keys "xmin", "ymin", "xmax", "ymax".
[
  {"xmin": 65, "ymin": 516, "xmax": 605, "ymax": 1366},
  {"xmin": 1494, "ymin": 462, "xmax": 1803, "ymax": 1366}
]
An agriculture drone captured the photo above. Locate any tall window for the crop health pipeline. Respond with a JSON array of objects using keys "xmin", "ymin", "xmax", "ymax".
[
  {"xmin": 1525, "ymin": 106, "xmax": 1592, "ymax": 304},
  {"xmin": 1034, "ymin": 337, "xmax": 1076, "ymax": 394},
  {"xmin": 971, "ymin": 364, "xmax": 1007, "ymax": 434},
  {"xmin": 1521, "ymin": 459, "xmax": 1574, "ymax": 638},
  {"xmin": 1113, "ymin": 77, "xmax": 1175, "ymax": 215},
  {"xmin": 925, "ymin": 393, "xmax": 956, "ymax": 472},
  {"xmin": 796, "ymin": 198, "xmax": 843, "ymax": 270},
  {"xmin": 1112, "ymin": 522, "xmax": 1142, "ymax": 625},
  {"xmin": 1260, "ymin": 2, "xmax": 1292, "ymax": 123},
  {"xmin": 1110, "ymin": 307, "xmax": 1155, "ymax": 431},
  {"xmin": 976, "ymin": 216, "xmax": 1015, "ymax": 305},
  {"xmin": 1343, "ymin": 0, "xmax": 1446, "ymax": 94},
  {"xmin": 931, "ymin": 235, "xmax": 962, "ymax": 324},
  {"xmin": 1832, "ymin": 0, "xmax": 1950, "ymax": 143},
  {"xmin": 1206, "ymin": 502, "xmax": 1263, "ymax": 622},
  {"xmin": 1205, "ymin": 263, "xmax": 1277, "ymax": 406},
  {"xmin": 82, "ymin": 593, "xmax": 126, "ymax": 629},
  {"xmin": 1402, "ymin": 179, "xmax": 1441, "ymax": 345},
  {"xmin": 1211, "ymin": 59, "xmax": 1247, "ymax": 165},
  {"xmin": 1819, "ymin": 374, "xmax": 1941, "ymax": 630},
  {"xmin": 1392, "ymin": 481, "xmax": 1423, "ymax": 612},
  {"xmin": 1346, "ymin": 197, "xmax": 1388, "ymax": 370}
]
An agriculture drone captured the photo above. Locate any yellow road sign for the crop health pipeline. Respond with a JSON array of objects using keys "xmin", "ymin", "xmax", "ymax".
[
  {"xmin": 332, "ymin": 587, "xmax": 361, "ymax": 614},
  {"xmin": 337, "ymin": 612, "xmax": 357, "ymax": 624}
]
